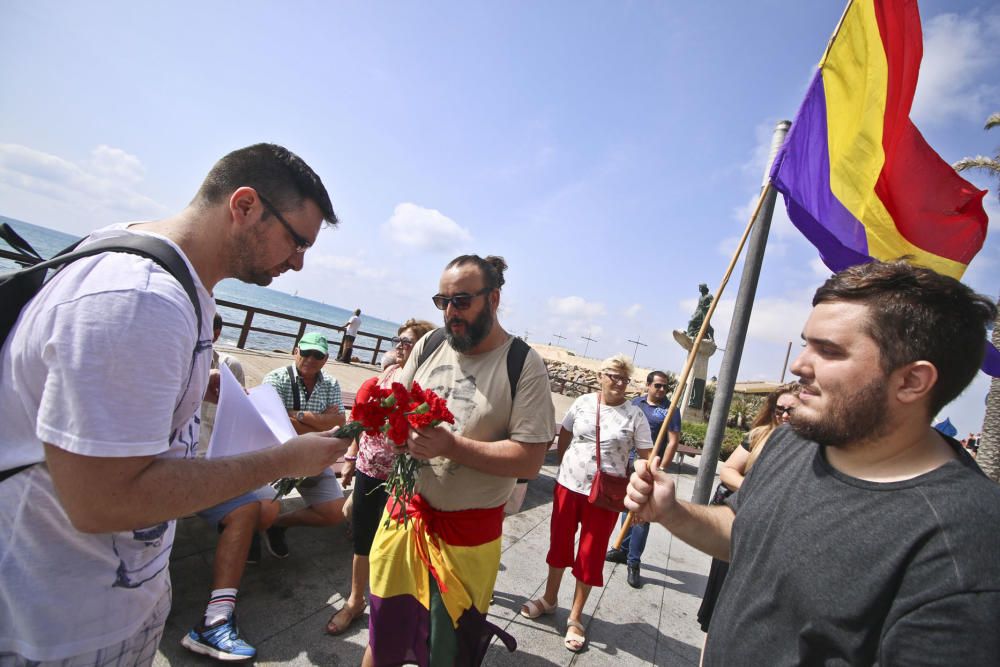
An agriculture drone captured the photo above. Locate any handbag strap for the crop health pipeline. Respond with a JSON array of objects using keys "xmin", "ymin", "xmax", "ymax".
[{"xmin": 595, "ymin": 392, "xmax": 602, "ymax": 471}]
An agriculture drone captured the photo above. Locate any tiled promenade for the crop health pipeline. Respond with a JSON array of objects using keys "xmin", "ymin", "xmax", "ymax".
[{"xmin": 154, "ymin": 350, "xmax": 715, "ymax": 666}]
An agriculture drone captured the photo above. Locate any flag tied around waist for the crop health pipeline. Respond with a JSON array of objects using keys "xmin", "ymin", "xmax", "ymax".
[{"xmin": 768, "ymin": 0, "xmax": 997, "ymax": 376}]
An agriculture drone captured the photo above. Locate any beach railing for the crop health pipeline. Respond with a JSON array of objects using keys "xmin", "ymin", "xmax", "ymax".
[{"xmin": 216, "ymin": 299, "xmax": 392, "ymax": 365}]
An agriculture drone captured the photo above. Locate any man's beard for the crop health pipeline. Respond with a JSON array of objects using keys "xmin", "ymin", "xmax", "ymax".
[
  {"xmin": 446, "ymin": 307, "xmax": 493, "ymax": 353},
  {"xmin": 233, "ymin": 228, "xmax": 275, "ymax": 286},
  {"xmin": 791, "ymin": 374, "xmax": 889, "ymax": 448}
]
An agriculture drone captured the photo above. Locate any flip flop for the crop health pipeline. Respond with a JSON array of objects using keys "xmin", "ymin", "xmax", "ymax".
[
  {"xmin": 519, "ymin": 596, "xmax": 556, "ymax": 619},
  {"xmin": 564, "ymin": 619, "xmax": 586, "ymax": 653},
  {"xmin": 325, "ymin": 605, "xmax": 365, "ymax": 635}
]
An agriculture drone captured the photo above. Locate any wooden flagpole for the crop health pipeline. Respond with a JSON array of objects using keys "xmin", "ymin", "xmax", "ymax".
[{"xmin": 612, "ymin": 180, "xmax": 774, "ymax": 549}]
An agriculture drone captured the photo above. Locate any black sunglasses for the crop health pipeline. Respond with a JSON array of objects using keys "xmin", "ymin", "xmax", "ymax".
[
  {"xmin": 775, "ymin": 406, "xmax": 794, "ymax": 416},
  {"xmin": 652, "ymin": 383, "xmax": 668, "ymax": 390},
  {"xmin": 432, "ymin": 287, "xmax": 492, "ymax": 311},
  {"xmin": 300, "ymin": 350, "xmax": 327, "ymax": 360},
  {"xmin": 259, "ymin": 193, "xmax": 311, "ymax": 254}
]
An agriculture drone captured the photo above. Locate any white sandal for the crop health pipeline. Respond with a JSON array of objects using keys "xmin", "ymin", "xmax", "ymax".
[
  {"xmin": 519, "ymin": 596, "xmax": 556, "ymax": 619},
  {"xmin": 564, "ymin": 619, "xmax": 586, "ymax": 652}
]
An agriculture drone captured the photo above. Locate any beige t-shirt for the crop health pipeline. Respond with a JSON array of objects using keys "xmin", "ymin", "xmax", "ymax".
[{"xmin": 398, "ymin": 333, "xmax": 556, "ymax": 511}]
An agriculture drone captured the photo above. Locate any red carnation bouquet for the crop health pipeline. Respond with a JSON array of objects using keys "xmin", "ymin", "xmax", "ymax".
[{"xmin": 273, "ymin": 382, "xmax": 454, "ymax": 526}]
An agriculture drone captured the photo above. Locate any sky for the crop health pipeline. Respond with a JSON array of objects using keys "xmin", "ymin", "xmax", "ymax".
[{"xmin": 1, "ymin": 0, "xmax": 998, "ymax": 433}]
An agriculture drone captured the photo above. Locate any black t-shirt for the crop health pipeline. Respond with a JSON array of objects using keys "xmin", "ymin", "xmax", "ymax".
[{"xmin": 706, "ymin": 426, "xmax": 1000, "ymax": 666}]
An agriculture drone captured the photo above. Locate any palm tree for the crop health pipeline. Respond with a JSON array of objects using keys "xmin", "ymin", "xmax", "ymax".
[{"xmin": 954, "ymin": 112, "xmax": 1000, "ymax": 482}]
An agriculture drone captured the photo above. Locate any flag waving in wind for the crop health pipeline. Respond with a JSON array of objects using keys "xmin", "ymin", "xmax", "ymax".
[{"xmin": 769, "ymin": 0, "xmax": 988, "ymax": 280}]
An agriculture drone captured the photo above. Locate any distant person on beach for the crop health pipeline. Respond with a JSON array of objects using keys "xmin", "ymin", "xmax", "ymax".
[
  {"xmin": 326, "ymin": 318, "xmax": 435, "ymax": 636},
  {"xmin": 625, "ymin": 261, "xmax": 1000, "ymax": 665},
  {"xmin": 181, "ymin": 312, "xmax": 275, "ymax": 660},
  {"xmin": 605, "ymin": 370, "xmax": 681, "ymax": 589},
  {"xmin": 364, "ymin": 255, "xmax": 555, "ymax": 667},
  {"xmin": 337, "ymin": 308, "xmax": 362, "ymax": 363},
  {"xmin": 259, "ymin": 332, "xmax": 347, "ymax": 559},
  {"xmin": 0, "ymin": 143, "xmax": 351, "ymax": 666},
  {"xmin": 521, "ymin": 355, "xmax": 652, "ymax": 652}
]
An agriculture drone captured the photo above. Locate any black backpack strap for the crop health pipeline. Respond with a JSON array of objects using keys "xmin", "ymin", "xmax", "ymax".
[
  {"xmin": 2, "ymin": 234, "xmax": 202, "ymax": 338},
  {"xmin": 506, "ymin": 337, "xmax": 531, "ymax": 402},
  {"xmin": 415, "ymin": 327, "xmax": 447, "ymax": 370},
  {"xmin": 286, "ymin": 365, "xmax": 301, "ymax": 411},
  {"xmin": 0, "ymin": 223, "xmax": 44, "ymax": 260}
]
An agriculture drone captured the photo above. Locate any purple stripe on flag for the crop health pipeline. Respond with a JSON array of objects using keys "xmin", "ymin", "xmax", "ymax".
[
  {"xmin": 770, "ymin": 71, "xmax": 871, "ymax": 272},
  {"xmin": 983, "ymin": 341, "xmax": 1000, "ymax": 378}
]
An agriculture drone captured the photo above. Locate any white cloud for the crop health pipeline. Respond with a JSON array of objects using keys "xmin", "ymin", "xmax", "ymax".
[
  {"xmin": 746, "ymin": 295, "xmax": 813, "ymax": 344},
  {"xmin": 381, "ymin": 202, "xmax": 472, "ymax": 252},
  {"xmin": 548, "ymin": 295, "xmax": 606, "ymax": 319},
  {"xmin": 911, "ymin": 10, "xmax": 1000, "ymax": 125},
  {"xmin": 809, "ymin": 257, "xmax": 830, "ymax": 278},
  {"xmin": 623, "ymin": 303, "xmax": 643, "ymax": 318},
  {"xmin": 0, "ymin": 143, "xmax": 165, "ymax": 218}
]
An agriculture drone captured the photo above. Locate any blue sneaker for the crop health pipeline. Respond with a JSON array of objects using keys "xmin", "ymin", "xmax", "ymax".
[{"xmin": 181, "ymin": 615, "xmax": 256, "ymax": 661}]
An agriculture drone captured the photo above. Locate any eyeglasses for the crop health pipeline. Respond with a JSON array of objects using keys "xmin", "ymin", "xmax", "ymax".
[
  {"xmin": 603, "ymin": 373, "xmax": 630, "ymax": 385},
  {"xmin": 258, "ymin": 193, "xmax": 312, "ymax": 254},
  {"xmin": 392, "ymin": 337, "xmax": 415, "ymax": 348},
  {"xmin": 775, "ymin": 406, "xmax": 794, "ymax": 416},
  {"xmin": 300, "ymin": 350, "xmax": 327, "ymax": 360},
  {"xmin": 431, "ymin": 287, "xmax": 492, "ymax": 311},
  {"xmin": 652, "ymin": 383, "xmax": 668, "ymax": 390}
]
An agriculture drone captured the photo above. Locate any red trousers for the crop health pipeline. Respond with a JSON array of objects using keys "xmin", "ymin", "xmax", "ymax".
[{"xmin": 545, "ymin": 482, "xmax": 619, "ymax": 586}]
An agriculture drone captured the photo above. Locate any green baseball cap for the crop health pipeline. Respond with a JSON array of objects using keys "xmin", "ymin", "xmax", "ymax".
[{"xmin": 298, "ymin": 332, "xmax": 328, "ymax": 355}]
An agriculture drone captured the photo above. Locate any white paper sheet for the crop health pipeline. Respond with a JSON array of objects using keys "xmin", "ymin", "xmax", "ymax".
[{"xmin": 206, "ymin": 364, "xmax": 296, "ymax": 458}]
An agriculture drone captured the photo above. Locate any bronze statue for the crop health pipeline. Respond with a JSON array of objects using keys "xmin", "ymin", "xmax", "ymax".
[{"xmin": 686, "ymin": 283, "xmax": 715, "ymax": 341}]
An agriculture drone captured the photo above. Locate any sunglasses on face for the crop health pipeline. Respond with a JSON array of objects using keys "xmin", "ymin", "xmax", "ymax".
[
  {"xmin": 652, "ymin": 383, "xmax": 668, "ymax": 390},
  {"xmin": 300, "ymin": 350, "xmax": 327, "ymax": 360},
  {"xmin": 775, "ymin": 406, "xmax": 794, "ymax": 416},
  {"xmin": 258, "ymin": 193, "xmax": 312, "ymax": 254},
  {"xmin": 604, "ymin": 373, "xmax": 629, "ymax": 385},
  {"xmin": 431, "ymin": 286, "xmax": 492, "ymax": 311},
  {"xmin": 392, "ymin": 336, "xmax": 415, "ymax": 348}
]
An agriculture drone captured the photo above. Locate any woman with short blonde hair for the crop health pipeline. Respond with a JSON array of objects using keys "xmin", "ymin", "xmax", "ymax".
[{"xmin": 520, "ymin": 354, "xmax": 651, "ymax": 652}]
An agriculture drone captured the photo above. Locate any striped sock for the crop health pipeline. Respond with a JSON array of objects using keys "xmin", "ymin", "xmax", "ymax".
[{"xmin": 204, "ymin": 588, "xmax": 238, "ymax": 626}]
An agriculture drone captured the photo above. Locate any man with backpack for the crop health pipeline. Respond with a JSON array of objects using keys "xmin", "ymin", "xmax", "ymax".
[
  {"xmin": 0, "ymin": 143, "xmax": 351, "ymax": 665},
  {"xmin": 363, "ymin": 254, "xmax": 556, "ymax": 667}
]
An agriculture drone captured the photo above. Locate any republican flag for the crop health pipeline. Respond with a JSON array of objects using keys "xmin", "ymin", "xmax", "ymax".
[{"xmin": 769, "ymin": 0, "xmax": 988, "ymax": 280}]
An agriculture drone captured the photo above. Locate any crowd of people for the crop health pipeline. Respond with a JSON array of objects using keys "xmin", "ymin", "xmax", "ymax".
[{"xmin": 1, "ymin": 142, "xmax": 997, "ymax": 667}]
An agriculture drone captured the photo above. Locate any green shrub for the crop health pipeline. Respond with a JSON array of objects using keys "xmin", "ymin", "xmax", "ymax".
[{"xmin": 680, "ymin": 422, "xmax": 745, "ymax": 461}]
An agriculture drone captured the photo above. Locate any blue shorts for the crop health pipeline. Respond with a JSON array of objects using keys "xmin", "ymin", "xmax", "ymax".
[{"xmin": 197, "ymin": 486, "xmax": 272, "ymax": 526}]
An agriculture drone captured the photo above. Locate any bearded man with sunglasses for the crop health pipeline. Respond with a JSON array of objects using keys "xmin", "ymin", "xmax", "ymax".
[
  {"xmin": 259, "ymin": 332, "xmax": 347, "ymax": 560},
  {"xmin": 364, "ymin": 255, "xmax": 556, "ymax": 667}
]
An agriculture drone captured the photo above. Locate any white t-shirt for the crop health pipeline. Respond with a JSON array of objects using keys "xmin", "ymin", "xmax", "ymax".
[
  {"xmin": 0, "ymin": 225, "xmax": 214, "ymax": 660},
  {"xmin": 557, "ymin": 393, "xmax": 653, "ymax": 496},
  {"xmin": 346, "ymin": 314, "xmax": 361, "ymax": 336}
]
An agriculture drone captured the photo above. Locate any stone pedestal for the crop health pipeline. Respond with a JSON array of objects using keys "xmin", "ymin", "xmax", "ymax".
[{"xmin": 672, "ymin": 330, "xmax": 718, "ymax": 423}]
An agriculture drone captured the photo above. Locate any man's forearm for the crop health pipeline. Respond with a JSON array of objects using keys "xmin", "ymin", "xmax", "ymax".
[
  {"xmin": 447, "ymin": 436, "xmax": 548, "ymax": 479},
  {"xmin": 300, "ymin": 409, "xmax": 345, "ymax": 431},
  {"xmin": 45, "ymin": 435, "xmax": 349, "ymax": 533},
  {"xmin": 660, "ymin": 500, "xmax": 733, "ymax": 561}
]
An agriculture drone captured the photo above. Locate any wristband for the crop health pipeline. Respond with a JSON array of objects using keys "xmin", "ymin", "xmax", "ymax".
[{"xmin": 344, "ymin": 455, "xmax": 358, "ymax": 462}]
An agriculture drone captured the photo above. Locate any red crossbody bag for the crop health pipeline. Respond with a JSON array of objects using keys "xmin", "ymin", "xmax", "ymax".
[{"xmin": 587, "ymin": 393, "xmax": 629, "ymax": 513}]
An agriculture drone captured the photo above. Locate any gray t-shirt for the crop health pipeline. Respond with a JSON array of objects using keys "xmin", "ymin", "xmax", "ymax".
[{"xmin": 706, "ymin": 426, "xmax": 1000, "ymax": 665}]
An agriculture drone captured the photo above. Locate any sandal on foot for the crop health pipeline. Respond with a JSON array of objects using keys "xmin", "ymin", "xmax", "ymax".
[
  {"xmin": 519, "ymin": 597, "xmax": 556, "ymax": 619},
  {"xmin": 325, "ymin": 605, "xmax": 365, "ymax": 635},
  {"xmin": 564, "ymin": 619, "xmax": 586, "ymax": 653}
]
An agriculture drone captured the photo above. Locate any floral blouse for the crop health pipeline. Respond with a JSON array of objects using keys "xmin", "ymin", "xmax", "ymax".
[
  {"xmin": 354, "ymin": 365, "xmax": 402, "ymax": 481},
  {"xmin": 556, "ymin": 393, "xmax": 652, "ymax": 496}
]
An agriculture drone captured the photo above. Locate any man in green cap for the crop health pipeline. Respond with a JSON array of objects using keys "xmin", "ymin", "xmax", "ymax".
[{"xmin": 260, "ymin": 332, "xmax": 347, "ymax": 558}]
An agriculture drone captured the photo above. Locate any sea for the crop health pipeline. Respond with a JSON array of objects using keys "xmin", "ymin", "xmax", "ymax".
[{"xmin": 0, "ymin": 216, "xmax": 403, "ymax": 353}]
